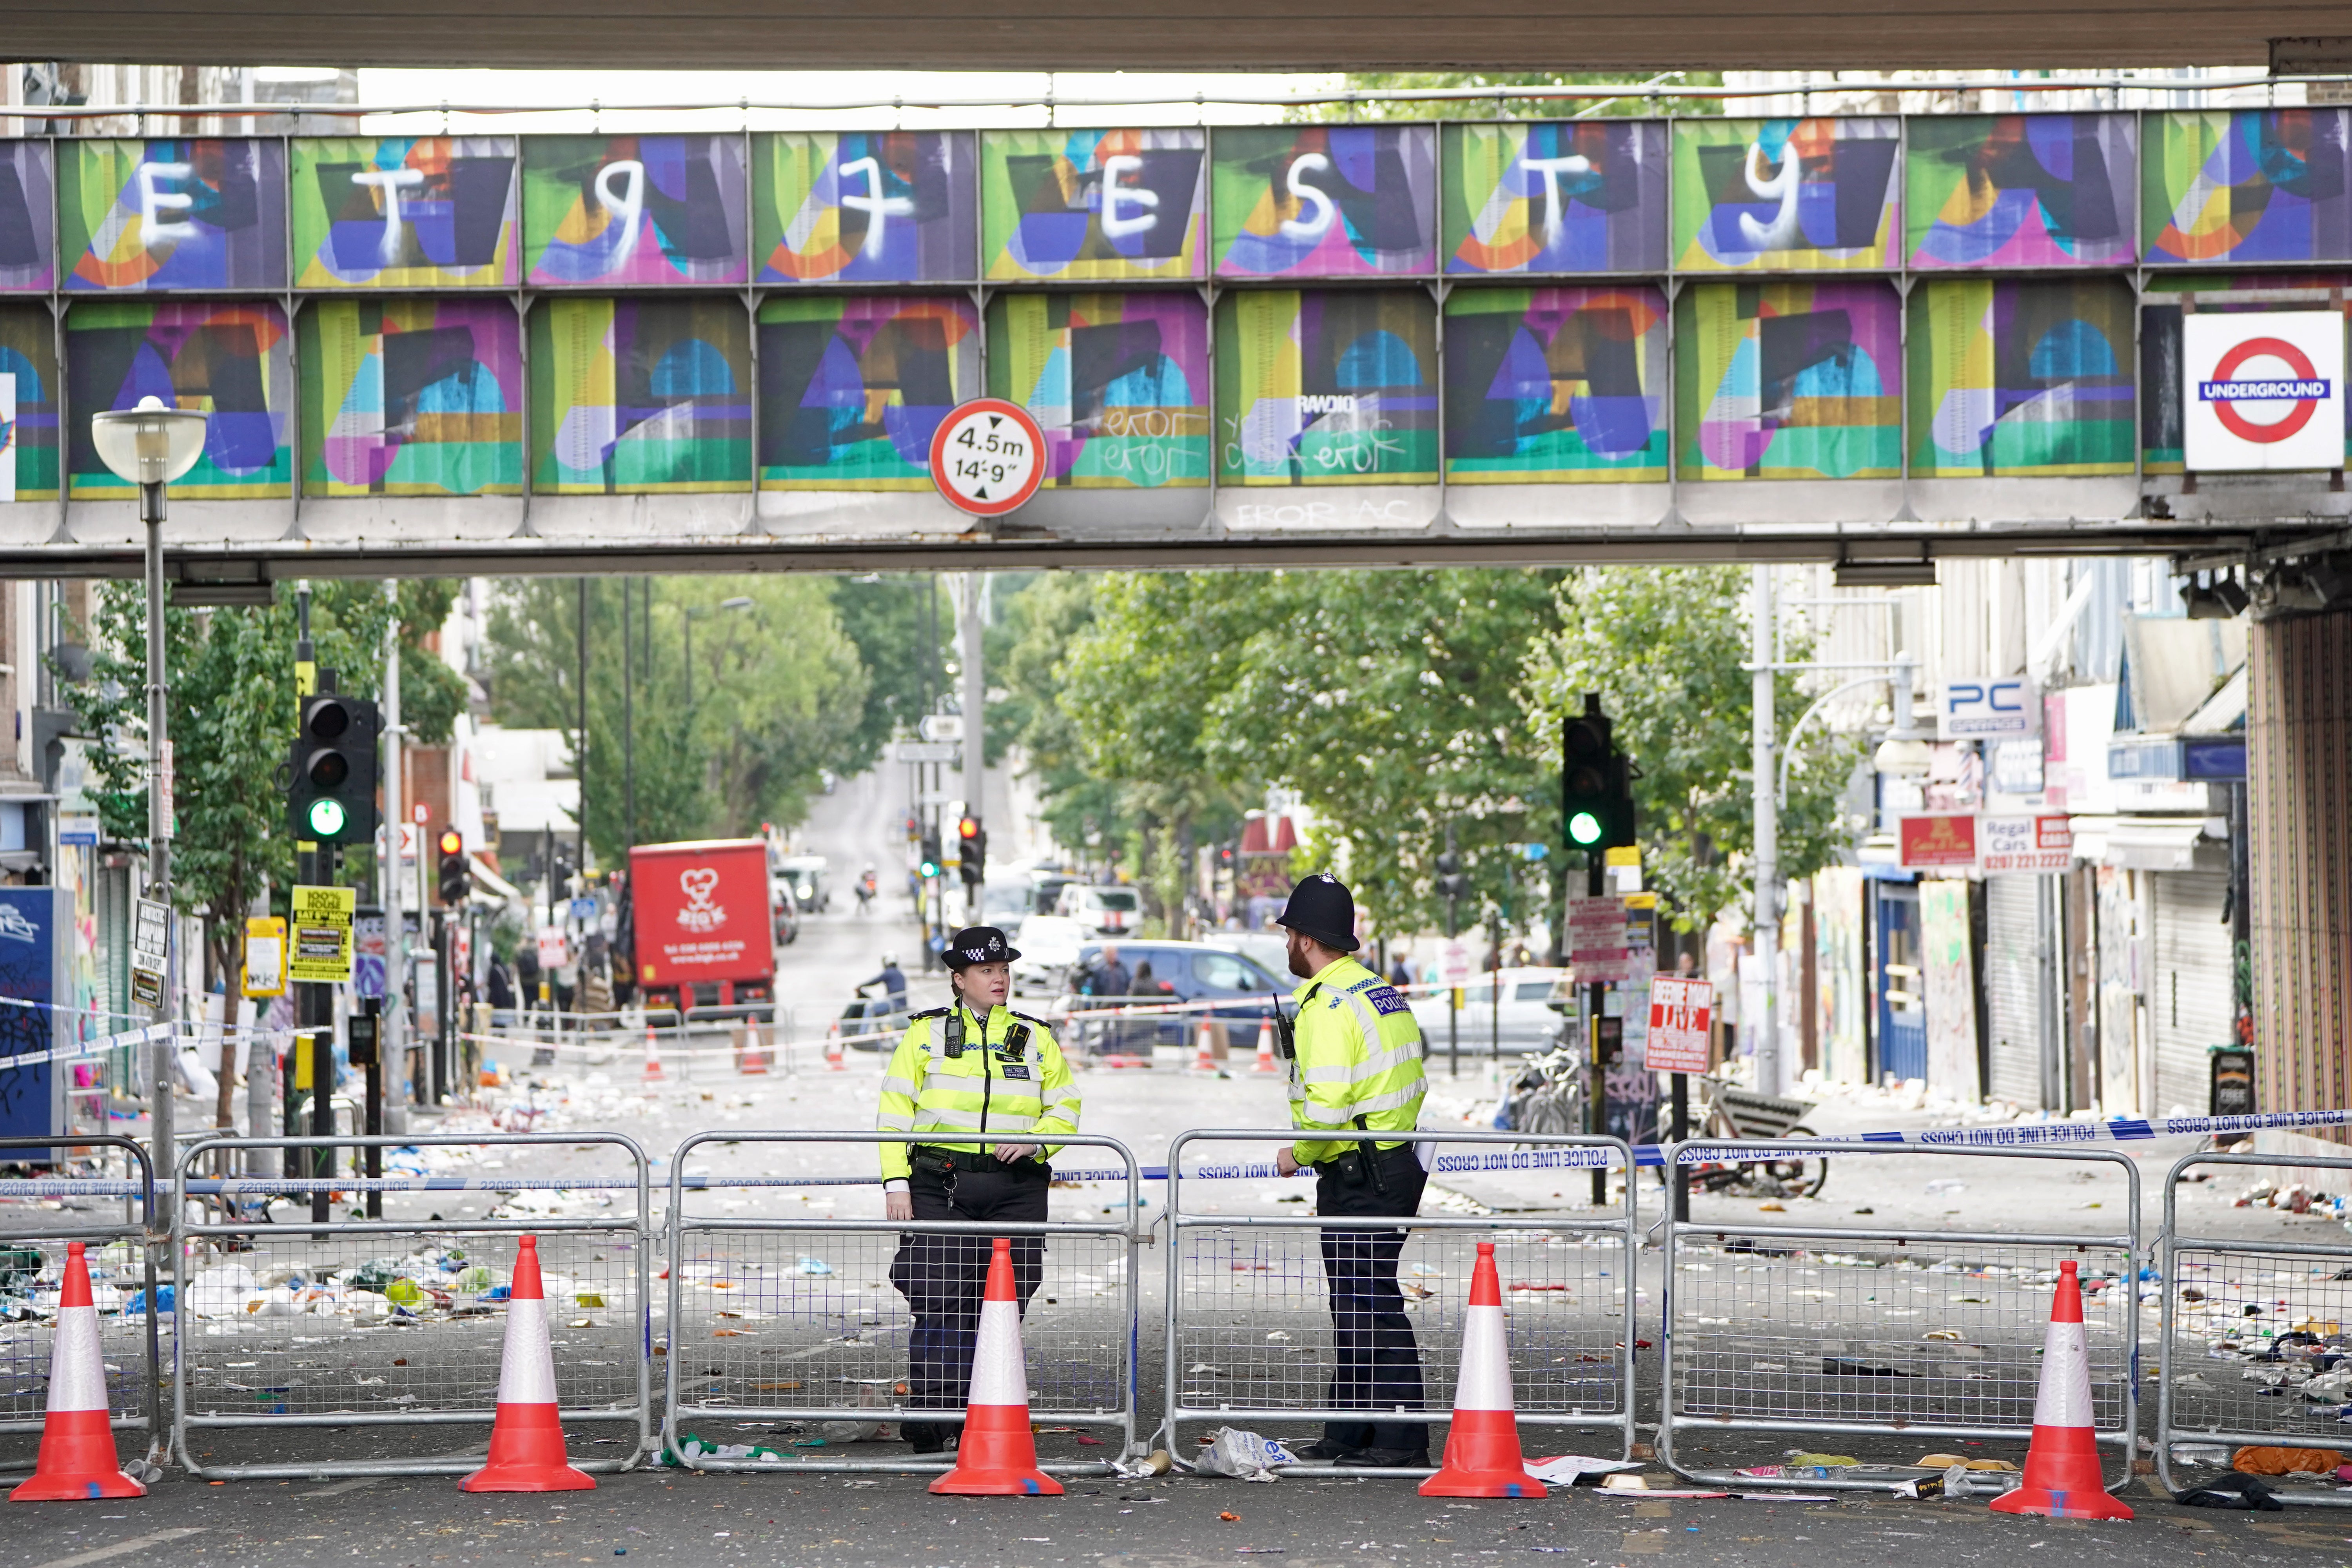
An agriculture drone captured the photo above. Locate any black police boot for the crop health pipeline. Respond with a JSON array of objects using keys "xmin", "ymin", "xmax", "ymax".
[
  {"xmin": 901, "ymin": 1421, "xmax": 952, "ymax": 1454},
  {"xmin": 1291, "ymin": 1438, "xmax": 1362, "ymax": 1462},
  {"xmin": 1335, "ymin": 1446, "xmax": 1430, "ymax": 1469}
]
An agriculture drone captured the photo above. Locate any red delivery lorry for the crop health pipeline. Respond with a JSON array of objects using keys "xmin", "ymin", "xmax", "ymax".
[{"xmin": 626, "ymin": 838, "xmax": 777, "ymax": 1016}]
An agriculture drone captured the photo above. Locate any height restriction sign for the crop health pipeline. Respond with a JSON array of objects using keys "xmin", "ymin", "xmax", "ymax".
[{"xmin": 928, "ymin": 398, "xmax": 1046, "ymax": 517}]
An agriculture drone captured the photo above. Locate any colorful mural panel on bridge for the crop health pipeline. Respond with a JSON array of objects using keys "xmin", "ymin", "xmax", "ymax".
[
  {"xmin": 2138, "ymin": 274, "xmax": 2352, "ymax": 473},
  {"xmin": 0, "ymin": 306, "xmax": 60, "ymax": 499},
  {"xmin": 985, "ymin": 291, "xmax": 1208, "ymax": 488},
  {"xmin": 1443, "ymin": 121, "xmax": 1666, "ymax": 276},
  {"xmin": 1907, "ymin": 277, "xmax": 2135, "ymax": 476},
  {"xmin": 756, "ymin": 294, "xmax": 978, "ymax": 489},
  {"xmin": 0, "ymin": 143, "xmax": 53, "ymax": 293},
  {"xmin": 61, "ymin": 139, "xmax": 285, "ymax": 291},
  {"xmin": 2143, "ymin": 109, "xmax": 2352, "ymax": 265},
  {"xmin": 1673, "ymin": 118, "xmax": 1900, "ymax": 272},
  {"xmin": 1905, "ymin": 113, "xmax": 2136, "ymax": 269},
  {"xmin": 1673, "ymin": 281, "xmax": 1900, "ymax": 481},
  {"xmin": 65, "ymin": 299, "xmax": 292, "ymax": 498},
  {"xmin": 756, "ymin": 132, "xmax": 976, "ymax": 285},
  {"xmin": 983, "ymin": 129, "xmax": 1204, "ymax": 282},
  {"xmin": 529, "ymin": 296, "xmax": 750, "ymax": 493},
  {"xmin": 1214, "ymin": 289, "xmax": 1437, "ymax": 485},
  {"xmin": 1443, "ymin": 286, "xmax": 1667, "ymax": 484},
  {"xmin": 522, "ymin": 134, "xmax": 748, "ymax": 287},
  {"xmin": 299, "ymin": 299, "xmax": 522, "ymax": 497},
  {"xmin": 293, "ymin": 137, "xmax": 519, "ymax": 289},
  {"xmin": 1210, "ymin": 125, "xmax": 1434, "ymax": 278}
]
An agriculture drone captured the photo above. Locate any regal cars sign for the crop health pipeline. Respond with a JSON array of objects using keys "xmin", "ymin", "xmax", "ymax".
[{"xmin": 2183, "ymin": 312, "xmax": 2347, "ymax": 473}]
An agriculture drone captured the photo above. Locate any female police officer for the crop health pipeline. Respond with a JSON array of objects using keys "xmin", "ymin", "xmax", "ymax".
[{"xmin": 877, "ymin": 926, "xmax": 1082, "ymax": 1454}]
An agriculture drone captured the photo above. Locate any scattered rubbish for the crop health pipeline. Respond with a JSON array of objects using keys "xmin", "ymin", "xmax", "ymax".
[
  {"xmin": 1194, "ymin": 1429, "xmax": 1298, "ymax": 1483},
  {"xmin": 1111, "ymin": 1450, "xmax": 1174, "ymax": 1479},
  {"xmin": 1924, "ymin": 1180, "xmax": 1967, "ymax": 1195},
  {"xmin": 186, "ymin": 1263, "xmax": 259, "ymax": 1318},
  {"xmin": 1731, "ymin": 1493, "xmax": 1833, "ymax": 1502},
  {"xmin": 2170, "ymin": 1445, "xmax": 2232, "ymax": 1467},
  {"xmin": 1599, "ymin": 1474, "xmax": 1647, "ymax": 1491},
  {"xmin": 797, "ymin": 1257, "xmax": 833, "ymax": 1277},
  {"xmin": 1523, "ymin": 1454, "xmax": 1643, "ymax": 1485},
  {"xmin": 1219, "ymin": 1512, "xmax": 1241, "ymax": 1522},
  {"xmin": 1265, "ymin": 1331, "xmax": 1291, "ymax": 1342},
  {"xmin": 1785, "ymin": 1453, "xmax": 1859, "ymax": 1468},
  {"xmin": 2230, "ymin": 1445, "xmax": 2343, "ymax": 1475},
  {"xmin": 1821, "ymin": 1357, "xmax": 1913, "ymax": 1377},
  {"xmin": 2176, "ymin": 1472, "xmax": 2284, "ymax": 1510},
  {"xmin": 575, "ymin": 1293, "xmax": 606, "ymax": 1309},
  {"xmin": 666, "ymin": 1432, "xmax": 788, "ymax": 1467},
  {"xmin": 1757, "ymin": 1203, "xmax": 1786, "ymax": 1213}
]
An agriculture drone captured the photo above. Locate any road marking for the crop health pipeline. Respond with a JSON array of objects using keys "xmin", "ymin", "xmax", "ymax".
[
  {"xmin": 299, "ymin": 1477, "xmax": 381, "ymax": 1497},
  {"xmin": 34, "ymin": 1526, "xmax": 205, "ymax": 1568}
]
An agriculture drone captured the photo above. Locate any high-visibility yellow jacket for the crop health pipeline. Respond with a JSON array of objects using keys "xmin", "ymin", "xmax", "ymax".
[
  {"xmin": 1287, "ymin": 955, "xmax": 1426, "ymax": 1165},
  {"xmin": 876, "ymin": 1002, "xmax": 1081, "ymax": 1184}
]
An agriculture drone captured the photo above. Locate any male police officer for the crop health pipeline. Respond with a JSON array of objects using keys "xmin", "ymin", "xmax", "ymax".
[
  {"xmin": 878, "ymin": 926, "xmax": 1081, "ymax": 1454},
  {"xmin": 1273, "ymin": 873, "xmax": 1431, "ymax": 1468}
]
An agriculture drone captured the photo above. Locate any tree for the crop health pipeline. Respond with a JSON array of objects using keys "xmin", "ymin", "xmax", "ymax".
[
  {"xmin": 1519, "ymin": 567, "xmax": 1862, "ymax": 933},
  {"xmin": 824, "ymin": 575, "xmax": 953, "ymax": 778},
  {"xmin": 1310, "ymin": 70, "xmax": 1726, "ymax": 121}
]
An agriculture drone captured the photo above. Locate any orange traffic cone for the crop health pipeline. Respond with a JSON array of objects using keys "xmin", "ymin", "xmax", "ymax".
[
  {"xmin": 931, "ymin": 1237, "xmax": 1062, "ymax": 1496},
  {"xmin": 736, "ymin": 1022, "xmax": 772, "ymax": 1075},
  {"xmin": 11, "ymin": 1242, "xmax": 141, "ymax": 1501},
  {"xmin": 460, "ymin": 1236, "xmax": 595, "ymax": 1493},
  {"xmin": 825, "ymin": 1021, "xmax": 846, "ymax": 1072},
  {"xmin": 1989, "ymin": 1260, "xmax": 2130, "ymax": 1521},
  {"xmin": 1194, "ymin": 1017, "xmax": 1218, "ymax": 1073},
  {"xmin": 1420, "ymin": 1241, "xmax": 1544, "ymax": 1498},
  {"xmin": 1252, "ymin": 1016, "xmax": 1277, "ymax": 1074},
  {"xmin": 642, "ymin": 1024, "xmax": 665, "ymax": 1083}
]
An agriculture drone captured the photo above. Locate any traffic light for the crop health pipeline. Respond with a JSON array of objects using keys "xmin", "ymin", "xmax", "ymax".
[
  {"xmin": 957, "ymin": 815, "xmax": 985, "ymax": 887},
  {"xmin": 437, "ymin": 828, "xmax": 470, "ymax": 906},
  {"xmin": 286, "ymin": 693, "xmax": 380, "ymax": 846},
  {"xmin": 1434, "ymin": 838, "xmax": 1470, "ymax": 904},
  {"xmin": 1562, "ymin": 692, "xmax": 1635, "ymax": 851},
  {"xmin": 918, "ymin": 827, "xmax": 943, "ymax": 879}
]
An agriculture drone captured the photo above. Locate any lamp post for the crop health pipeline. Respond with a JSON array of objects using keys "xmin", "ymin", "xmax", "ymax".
[{"xmin": 88, "ymin": 394, "xmax": 209, "ymax": 1191}]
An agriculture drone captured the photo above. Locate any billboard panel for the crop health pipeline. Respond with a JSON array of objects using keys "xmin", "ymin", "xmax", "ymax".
[
  {"xmin": 983, "ymin": 129, "xmax": 1204, "ymax": 282},
  {"xmin": 529, "ymin": 296, "xmax": 751, "ymax": 494},
  {"xmin": 0, "ymin": 305, "xmax": 60, "ymax": 501},
  {"xmin": 2140, "ymin": 274, "xmax": 2352, "ymax": 472},
  {"xmin": 523, "ymin": 134, "xmax": 748, "ymax": 287},
  {"xmin": 0, "ymin": 142, "xmax": 52, "ymax": 293},
  {"xmin": 1906, "ymin": 113, "xmax": 2136, "ymax": 269},
  {"xmin": 1214, "ymin": 289, "xmax": 1437, "ymax": 485},
  {"xmin": 2144, "ymin": 109, "xmax": 2352, "ymax": 265},
  {"xmin": 1908, "ymin": 278, "xmax": 2135, "ymax": 477},
  {"xmin": 1443, "ymin": 285, "xmax": 1668, "ymax": 484},
  {"xmin": 1675, "ymin": 280, "xmax": 1901, "ymax": 481},
  {"xmin": 1210, "ymin": 124, "xmax": 1434, "ymax": 278},
  {"xmin": 65, "ymin": 300, "xmax": 292, "ymax": 499},
  {"xmin": 1673, "ymin": 118, "xmax": 1900, "ymax": 272},
  {"xmin": 1443, "ymin": 120, "xmax": 1666, "ymax": 276},
  {"xmin": 293, "ymin": 136, "xmax": 519, "ymax": 288},
  {"xmin": 756, "ymin": 131, "xmax": 976, "ymax": 285},
  {"xmin": 985, "ymin": 290, "xmax": 1209, "ymax": 489},
  {"xmin": 61, "ymin": 138, "xmax": 285, "ymax": 291},
  {"xmin": 300, "ymin": 298, "xmax": 523, "ymax": 497},
  {"xmin": 755, "ymin": 294, "xmax": 978, "ymax": 490}
]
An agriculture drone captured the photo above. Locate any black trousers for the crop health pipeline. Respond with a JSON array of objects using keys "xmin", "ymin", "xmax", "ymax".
[
  {"xmin": 1314, "ymin": 1143, "xmax": 1428, "ymax": 1453},
  {"xmin": 888, "ymin": 1160, "xmax": 1047, "ymax": 1443}
]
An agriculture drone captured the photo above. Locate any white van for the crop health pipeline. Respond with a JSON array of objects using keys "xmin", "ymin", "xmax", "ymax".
[{"xmin": 1054, "ymin": 882, "xmax": 1142, "ymax": 936}]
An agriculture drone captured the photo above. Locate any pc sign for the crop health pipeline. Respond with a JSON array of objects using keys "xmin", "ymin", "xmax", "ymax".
[{"xmin": 2183, "ymin": 312, "xmax": 2345, "ymax": 472}]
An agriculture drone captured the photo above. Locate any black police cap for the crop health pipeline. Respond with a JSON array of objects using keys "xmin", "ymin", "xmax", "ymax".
[{"xmin": 944, "ymin": 926, "xmax": 1022, "ymax": 970}]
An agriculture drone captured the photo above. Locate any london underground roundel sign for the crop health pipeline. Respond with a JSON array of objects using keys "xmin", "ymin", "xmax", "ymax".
[
  {"xmin": 2183, "ymin": 312, "xmax": 2346, "ymax": 472},
  {"xmin": 928, "ymin": 398, "xmax": 1047, "ymax": 517}
]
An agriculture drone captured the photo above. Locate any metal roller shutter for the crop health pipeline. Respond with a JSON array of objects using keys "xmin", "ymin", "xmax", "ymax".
[
  {"xmin": 2151, "ymin": 870, "xmax": 2232, "ymax": 1117},
  {"xmin": 1984, "ymin": 875, "xmax": 2046, "ymax": 1108}
]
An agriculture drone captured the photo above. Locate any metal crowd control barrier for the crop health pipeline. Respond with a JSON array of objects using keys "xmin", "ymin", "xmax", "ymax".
[
  {"xmin": 1658, "ymin": 1139, "xmax": 2142, "ymax": 1494},
  {"xmin": 1162, "ymin": 1129, "xmax": 1640, "ymax": 1474},
  {"xmin": 171, "ymin": 1132, "xmax": 653, "ymax": 1481},
  {"xmin": 0, "ymin": 1137, "xmax": 163, "ymax": 1469},
  {"xmin": 2156, "ymin": 1149, "xmax": 2352, "ymax": 1506},
  {"xmin": 664, "ymin": 1131, "xmax": 1142, "ymax": 1474}
]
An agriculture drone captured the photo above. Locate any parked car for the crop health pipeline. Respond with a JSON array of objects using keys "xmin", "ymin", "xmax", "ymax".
[
  {"xmin": 1055, "ymin": 882, "xmax": 1142, "ymax": 936},
  {"xmin": 771, "ymin": 879, "xmax": 801, "ymax": 946},
  {"xmin": 1201, "ymin": 929, "xmax": 1292, "ymax": 982},
  {"xmin": 1060, "ymin": 940, "xmax": 1288, "ymax": 1055},
  {"xmin": 1408, "ymin": 965, "xmax": 1573, "ymax": 1058},
  {"xmin": 776, "ymin": 854, "xmax": 829, "ymax": 913},
  {"xmin": 1011, "ymin": 914, "xmax": 1088, "ymax": 995}
]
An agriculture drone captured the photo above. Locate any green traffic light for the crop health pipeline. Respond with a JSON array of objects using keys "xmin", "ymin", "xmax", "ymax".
[
  {"xmin": 1568, "ymin": 810, "xmax": 1602, "ymax": 846},
  {"xmin": 307, "ymin": 797, "xmax": 347, "ymax": 838},
  {"xmin": 920, "ymin": 860, "xmax": 940, "ymax": 878}
]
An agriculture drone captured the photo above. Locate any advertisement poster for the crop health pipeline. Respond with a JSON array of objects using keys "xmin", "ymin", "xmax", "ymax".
[
  {"xmin": 293, "ymin": 136, "xmax": 519, "ymax": 288},
  {"xmin": 62, "ymin": 139, "xmax": 287, "ymax": 290},
  {"xmin": 1919, "ymin": 878, "xmax": 1980, "ymax": 1104},
  {"xmin": 0, "ymin": 307, "xmax": 57, "ymax": 500},
  {"xmin": 985, "ymin": 291, "xmax": 1208, "ymax": 490},
  {"xmin": 1906, "ymin": 113, "xmax": 2136, "ymax": 269},
  {"xmin": 523, "ymin": 134, "xmax": 749, "ymax": 287},
  {"xmin": 1444, "ymin": 285, "xmax": 1668, "ymax": 484},
  {"xmin": 982, "ymin": 129, "xmax": 1205, "ymax": 282},
  {"xmin": 530, "ymin": 297, "xmax": 751, "ymax": 493},
  {"xmin": 0, "ymin": 142, "xmax": 54, "ymax": 292},
  {"xmin": 1214, "ymin": 289, "xmax": 1437, "ymax": 485},
  {"xmin": 1674, "ymin": 280, "xmax": 1901, "ymax": 481},
  {"xmin": 2144, "ymin": 109, "xmax": 2352, "ymax": 266},
  {"xmin": 0, "ymin": 886, "xmax": 62, "ymax": 1145},
  {"xmin": 1900, "ymin": 812, "xmax": 1979, "ymax": 870},
  {"xmin": 756, "ymin": 294, "xmax": 978, "ymax": 489},
  {"xmin": 1673, "ymin": 118, "xmax": 1900, "ymax": 271},
  {"xmin": 66, "ymin": 300, "xmax": 293, "ymax": 499},
  {"xmin": 755, "ymin": 131, "xmax": 976, "ymax": 285},
  {"xmin": 1907, "ymin": 278, "xmax": 2135, "ymax": 476},
  {"xmin": 300, "ymin": 298, "xmax": 523, "ymax": 497},
  {"xmin": 1210, "ymin": 124, "xmax": 1435, "ymax": 278},
  {"xmin": 1646, "ymin": 976, "xmax": 1715, "ymax": 1074},
  {"xmin": 1443, "ymin": 120, "xmax": 1666, "ymax": 276}
]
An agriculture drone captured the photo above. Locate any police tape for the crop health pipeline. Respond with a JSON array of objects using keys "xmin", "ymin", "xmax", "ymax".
[{"xmin": 0, "ymin": 1022, "xmax": 174, "ymax": 1076}]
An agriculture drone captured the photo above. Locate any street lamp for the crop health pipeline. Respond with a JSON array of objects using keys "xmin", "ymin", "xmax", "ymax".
[{"xmin": 89, "ymin": 393, "xmax": 209, "ymax": 1185}]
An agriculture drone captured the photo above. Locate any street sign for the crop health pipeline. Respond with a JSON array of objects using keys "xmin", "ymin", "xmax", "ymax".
[
  {"xmin": 1647, "ymin": 977, "xmax": 1715, "ymax": 1074},
  {"xmin": 895, "ymin": 741, "xmax": 959, "ymax": 763},
  {"xmin": 1938, "ymin": 677, "xmax": 2038, "ymax": 739},
  {"xmin": 570, "ymin": 896, "xmax": 599, "ymax": 920},
  {"xmin": 536, "ymin": 926, "xmax": 570, "ymax": 971},
  {"xmin": 1979, "ymin": 814, "xmax": 2073, "ymax": 874},
  {"xmin": 1898, "ymin": 813, "xmax": 1979, "ymax": 870},
  {"xmin": 1567, "ymin": 895, "xmax": 1648, "ymax": 982},
  {"xmin": 154, "ymin": 740, "xmax": 174, "ymax": 838},
  {"xmin": 130, "ymin": 897, "xmax": 170, "ymax": 981},
  {"xmin": 1437, "ymin": 939, "xmax": 1472, "ymax": 988},
  {"xmin": 241, "ymin": 915, "xmax": 287, "ymax": 998},
  {"xmin": 56, "ymin": 816, "xmax": 97, "ymax": 848},
  {"xmin": 395, "ymin": 822, "xmax": 420, "ymax": 862},
  {"xmin": 916, "ymin": 714, "xmax": 964, "ymax": 744},
  {"xmin": 928, "ymin": 397, "xmax": 1047, "ymax": 517},
  {"xmin": 288, "ymin": 884, "xmax": 356, "ymax": 984},
  {"xmin": 2185, "ymin": 312, "xmax": 2346, "ymax": 472}
]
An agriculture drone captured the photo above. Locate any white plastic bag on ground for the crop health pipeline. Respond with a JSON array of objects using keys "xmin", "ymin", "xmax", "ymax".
[
  {"xmin": 1523, "ymin": 1454, "xmax": 1644, "ymax": 1485},
  {"xmin": 1192, "ymin": 1427, "xmax": 1298, "ymax": 1481}
]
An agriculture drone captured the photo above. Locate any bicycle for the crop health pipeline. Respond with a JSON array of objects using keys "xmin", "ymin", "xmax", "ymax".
[{"xmin": 1655, "ymin": 1073, "xmax": 1830, "ymax": 1199}]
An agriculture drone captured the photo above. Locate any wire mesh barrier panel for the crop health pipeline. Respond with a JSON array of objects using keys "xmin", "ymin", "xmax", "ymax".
[
  {"xmin": 663, "ymin": 1132, "xmax": 1142, "ymax": 1474},
  {"xmin": 1659, "ymin": 1141, "xmax": 2141, "ymax": 1494},
  {"xmin": 172, "ymin": 1133, "xmax": 652, "ymax": 1481},
  {"xmin": 1162, "ymin": 1131, "xmax": 1638, "ymax": 1472},
  {"xmin": 2159, "ymin": 1151, "xmax": 2352, "ymax": 1507},
  {"xmin": 0, "ymin": 1137, "xmax": 163, "ymax": 1470}
]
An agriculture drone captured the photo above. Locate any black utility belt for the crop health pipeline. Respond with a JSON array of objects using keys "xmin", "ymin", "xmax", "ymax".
[{"xmin": 911, "ymin": 1146, "xmax": 1049, "ymax": 1176}]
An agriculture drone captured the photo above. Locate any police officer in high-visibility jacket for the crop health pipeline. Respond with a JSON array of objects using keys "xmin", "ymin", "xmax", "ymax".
[
  {"xmin": 1271, "ymin": 873, "xmax": 1431, "ymax": 1468},
  {"xmin": 878, "ymin": 925, "xmax": 1081, "ymax": 1454}
]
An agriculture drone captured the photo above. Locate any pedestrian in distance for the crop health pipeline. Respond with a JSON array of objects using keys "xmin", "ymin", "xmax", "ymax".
[
  {"xmin": 878, "ymin": 925, "xmax": 1082, "ymax": 1455},
  {"xmin": 1272, "ymin": 873, "xmax": 1432, "ymax": 1468}
]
